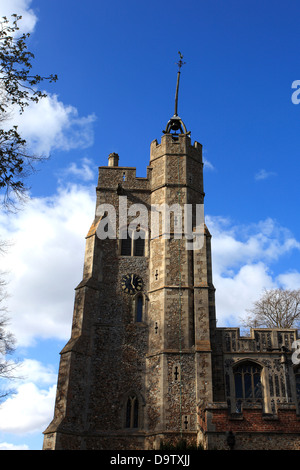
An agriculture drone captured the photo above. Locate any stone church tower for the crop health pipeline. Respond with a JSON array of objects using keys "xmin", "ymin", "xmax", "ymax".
[{"xmin": 43, "ymin": 58, "xmax": 300, "ymax": 450}]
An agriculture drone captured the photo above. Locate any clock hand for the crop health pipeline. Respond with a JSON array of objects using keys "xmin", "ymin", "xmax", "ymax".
[{"xmin": 131, "ymin": 275, "xmax": 135, "ymax": 288}]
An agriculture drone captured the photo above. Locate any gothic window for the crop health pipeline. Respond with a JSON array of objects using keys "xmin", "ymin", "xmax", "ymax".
[
  {"xmin": 136, "ymin": 295, "xmax": 143, "ymax": 322},
  {"xmin": 125, "ymin": 395, "xmax": 139, "ymax": 428},
  {"xmin": 121, "ymin": 231, "xmax": 131, "ymax": 255},
  {"xmin": 134, "ymin": 236, "xmax": 145, "ymax": 257},
  {"xmin": 120, "ymin": 228, "xmax": 145, "ymax": 256},
  {"xmin": 233, "ymin": 362, "xmax": 262, "ymax": 412},
  {"xmin": 295, "ymin": 369, "xmax": 300, "ymax": 409}
]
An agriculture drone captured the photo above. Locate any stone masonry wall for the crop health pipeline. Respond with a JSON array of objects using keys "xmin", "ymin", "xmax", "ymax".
[{"xmin": 198, "ymin": 403, "xmax": 300, "ymax": 450}]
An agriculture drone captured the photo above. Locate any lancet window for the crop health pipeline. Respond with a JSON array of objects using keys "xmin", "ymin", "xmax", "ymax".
[
  {"xmin": 125, "ymin": 395, "xmax": 139, "ymax": 428},
  {"xmin": 120, "ymin": 228, "xmax": 145, "ymax": 256}
]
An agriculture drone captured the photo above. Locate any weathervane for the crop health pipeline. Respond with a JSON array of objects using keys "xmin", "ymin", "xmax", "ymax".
[
  {"xmin": 174, "ymin": 51, "xmax": 185, "ymax": 117},
  {"xmin": 177, "ymin": 51, "xmax": 186, "ymax": 70},
  {"xmin": 163, "ymin": 51, "xmax": 190, "ymax": 136}
]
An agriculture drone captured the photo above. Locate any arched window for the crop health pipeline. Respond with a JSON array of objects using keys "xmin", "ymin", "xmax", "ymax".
[
  {"xmin": 120, "ymin": 228, "xmax": 145, "ymax": 257},
  {"xmin": 294, "ymin": 368, "xmax": 300, "ymax": 410},
  {"xmin": 121, "ymin": 230, "xmax": 131, "ymax": 256},
  {"xmin": 125, "ymin": 395, "xmax": 139, "ymax": 428},
  {"xmin": 136, "ymin": 295, "xmax": 143, "ymax": 322},
  {"xmin": 233, "ymin": 362, "xmax": 262, "ymax": 412},
  {"xmin": 134, "ymin": 237, "xmax": 145, "ymax": 257}
]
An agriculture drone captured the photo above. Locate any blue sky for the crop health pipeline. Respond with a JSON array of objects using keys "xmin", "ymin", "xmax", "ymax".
[{"xmin": 0, "ymin": 0, "xmax": 300, "ymax": 450}]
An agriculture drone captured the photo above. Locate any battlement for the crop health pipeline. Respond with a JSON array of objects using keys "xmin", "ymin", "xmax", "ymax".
[
  {"xmin": 150, "ymin": 134, "xmax": 202, "ymax": 163},
  {"xmin": 218, "ymin": 327, "xmax": 298, "ymax": 353},
  {"xmin": 97, "ymin": 166, "xmax": 150, "ymax": 190}
]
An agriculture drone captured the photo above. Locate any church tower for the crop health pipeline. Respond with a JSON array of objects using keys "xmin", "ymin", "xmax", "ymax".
[{"xmin": 43, "ymin": 55, "xmax": 218, "ymax": 450}]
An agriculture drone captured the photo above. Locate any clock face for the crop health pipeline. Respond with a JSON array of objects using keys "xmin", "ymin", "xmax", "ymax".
[{"xmin": 121, "ymin": 273, "xmax": 143, "ymax": 295}]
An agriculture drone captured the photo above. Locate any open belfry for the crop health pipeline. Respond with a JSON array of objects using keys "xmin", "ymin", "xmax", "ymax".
[{"xmin": 43, "ymin": 55, "xmax": 300, "ymax": 450}]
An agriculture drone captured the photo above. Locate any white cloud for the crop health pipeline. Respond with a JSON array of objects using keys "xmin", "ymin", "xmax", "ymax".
[
  {"xmin": 207, "ymin": 216, "xmax": 300, "ymax": 326},
  {"xmin": 11, "ymin": 94, "xmax": 97, "ymax": 156},
  {"xmin": 16, "ymin": 359, "xmax": 57, "ymax": 385},
  {"xmin": 0, "ymin": 0, "xmax": 37, "ymax": 34},
  {"xmin": 208, "ymin": 216, "xmax": 300, "ymax": 275},
  {"xmin": 0, "ymin": 358, "xmax": 57, "ymax": 436},
  {"xmin": 214, "ymin": 263, "xmax": 275, "ymax": 326},
  {"xmin": 0, "ymin": 1, "xmax": 96, "ymax": 157},
  {"xmin": 0, "ymin": 382, "xmax": 56, "ymax": 435},
  {"xmin": 255, "ymin": 168, "xmax": 277, "ymax": 181},
  {"xmin": 202, "ymin": 149, "xmax": 214, "ymax": 171},
  {"xmin": 0, "ymin": 442, "xmax": 29, "ymax": 450},
  {"xmin": 0, "ymin": 165, "xmax": 96, "ymax": 443},
  {"xmin": 60, "ymin": 157, "xmax": 96, "ymax": 182},
  {"xmin": 276, "ymin": 271, "xmax": 300, "ymax": 290},
  {"xmin": 0, "ymin": 181, "xmax": 95, "ymax": 346},
  {"xmin": 203, "ymin": 158, "xmax": 215, "ymax": 171}
]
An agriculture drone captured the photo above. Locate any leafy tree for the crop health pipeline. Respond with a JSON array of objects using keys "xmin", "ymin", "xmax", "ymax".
[
  {"xmin": 0, "ymin": 14, "xmax": 57, "ymax": 208},
  {"xmin": 242, "ymin": 288, "xmax": 300, "ymax": 330}
]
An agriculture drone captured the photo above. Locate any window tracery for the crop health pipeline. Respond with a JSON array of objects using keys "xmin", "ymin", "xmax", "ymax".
[
  {"xmin": 125, "ymin": 395, "xmax": 139, "ymax": 428},
  {"xmin": 120, "ymin": 228, "xmax": 146, "ymax": 256},
  {"xmin": 233, "ymin": 362, "xmax": 263, "ymax": 412}
]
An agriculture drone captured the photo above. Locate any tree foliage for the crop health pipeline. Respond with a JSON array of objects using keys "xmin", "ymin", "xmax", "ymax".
[
  {"xmin": 242, "ymin": 288, "xmax": 300, "ymax": 330},
  {"xmin": 0, "ymin": 14, "xmax": 57, "ymax": 208}
]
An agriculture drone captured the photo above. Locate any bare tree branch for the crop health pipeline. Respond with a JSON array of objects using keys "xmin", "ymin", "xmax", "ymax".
[{"xmin": 241, "ymin": 288, "xmax": 300, "ymax": 330}]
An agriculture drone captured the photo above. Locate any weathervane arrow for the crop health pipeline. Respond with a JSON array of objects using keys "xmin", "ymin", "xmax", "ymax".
[
  {"xmin": 174, "ymin": 51, "xmax": 186, "ymax": 116},
  {"xmin": 163, "ymin": 51, "xmax": 190, "ymax": 136}
]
